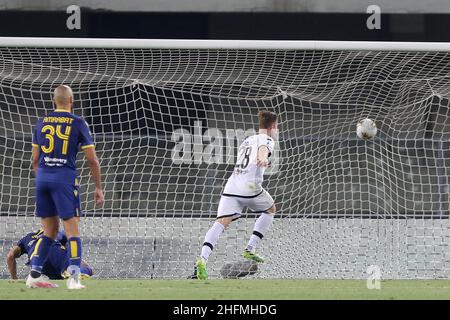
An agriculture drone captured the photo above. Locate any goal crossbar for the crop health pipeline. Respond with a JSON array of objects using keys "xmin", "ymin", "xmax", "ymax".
[{"xmin": 1, "ymin": 37, "xmax": 450, "ymax": 51}]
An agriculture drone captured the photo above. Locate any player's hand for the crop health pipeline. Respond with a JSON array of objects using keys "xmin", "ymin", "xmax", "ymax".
[
  {"xmin": 94, "ymin": 188, "xmax": 104, "ymax": 207},
  {"xmin": 257, "ymin": 159, "xmax": 270, "ymax": 168}
]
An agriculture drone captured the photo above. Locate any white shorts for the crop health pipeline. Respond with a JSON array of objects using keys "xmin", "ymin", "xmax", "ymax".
[{"xmin": 217, "ymin": 189, "xmax": 274, "ymax": 220}]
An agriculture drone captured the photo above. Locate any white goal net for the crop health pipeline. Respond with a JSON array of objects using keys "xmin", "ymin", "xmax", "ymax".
[{"xmin": 1, "ymin": 38, "xmax": 450, "ymax": 279}]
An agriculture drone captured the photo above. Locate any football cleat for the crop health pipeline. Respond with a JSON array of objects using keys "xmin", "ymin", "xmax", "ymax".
[
  {"xmin": 26, "ymin": 274, "xmax": 58, "ymax": 289},
  {"xmin": 80, "ymin": 273, "xmax": 91, "ymax": 281},
  {"xmin": 195, "ymin": 258, "xmax": 208, "ymax": 280},
  {"xmin": 62, "ymin": 270, "xmax": 91, "ymax": 280},
  {"xmin": 242, "ymin": 249, "xmax": 265, "ymax": 263}
]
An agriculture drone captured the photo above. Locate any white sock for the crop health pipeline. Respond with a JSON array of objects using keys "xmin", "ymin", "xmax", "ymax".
[
  {"xmin": 200, "ymin": 221, "xmax": 225, "ymax": 262},
  {"xmin": 246, "ymin": 213, "xmax": 274, "ymax": 252}
]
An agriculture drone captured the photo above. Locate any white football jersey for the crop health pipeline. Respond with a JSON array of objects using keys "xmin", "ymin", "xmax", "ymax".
[{"xmin": 223, "ymin": 133, "xmax": 274, "ymax": 197}]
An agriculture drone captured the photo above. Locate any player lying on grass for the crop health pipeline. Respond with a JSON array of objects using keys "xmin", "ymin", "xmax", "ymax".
[
  {"xmin": 6, "ymin": 229, "xmax": 93, "ymax": 281},
  {"xmin": 191, "ymin": 110, "xmax": 278, "ymax": 280},
  {"xmin": 28, "ymin": 85, "xmax": 104, "ymax": 289}
]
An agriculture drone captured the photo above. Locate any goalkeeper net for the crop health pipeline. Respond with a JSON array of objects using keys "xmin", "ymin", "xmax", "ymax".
[{"xmin": 1, "ymin": 38, "xmax": 450, "ymax": 279}]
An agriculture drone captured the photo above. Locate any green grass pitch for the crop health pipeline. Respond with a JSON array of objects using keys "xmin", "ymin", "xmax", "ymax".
[{"xmin": 1, "ymin": 279, "xmax": 450, "ymax": 300}]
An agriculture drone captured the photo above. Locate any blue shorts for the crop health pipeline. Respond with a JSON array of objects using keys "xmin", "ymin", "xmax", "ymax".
[
  {"xmin": 35, "ymin": 181, "xmax": 81, "ymax": 220},
  {"xmin": 40, "ymin": 244, "xmax": 94, "ymax": 280},
  {"xmin": 41, "ymin": 244, "xmax": 69, "ymax": 279}
]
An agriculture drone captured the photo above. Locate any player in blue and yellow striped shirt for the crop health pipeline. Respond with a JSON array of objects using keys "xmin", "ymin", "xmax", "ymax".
[
  {"xmin": 27, "ymin": 85, "xmax": 104, "ymax": 289},
  {"xmin": 6, "ymin": 229, "xmax": 94, "ymax": 281}
]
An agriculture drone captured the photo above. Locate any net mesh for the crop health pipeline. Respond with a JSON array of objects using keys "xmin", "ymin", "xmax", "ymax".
[{"xmin": 1, "ymin": 45, "xmax": 450, "ymax": 279}]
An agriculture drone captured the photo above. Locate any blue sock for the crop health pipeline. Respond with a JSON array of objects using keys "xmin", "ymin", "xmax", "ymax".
[
  {"xmin": 80, "ymin": 264, "xmax": 93, "ymax": 277},
  {"xmin": 30, "ymin": 235, "xmax": 53, "ymax": 277},
  {"xmin": 67, "ymin": 237, "xmax": 82, "ymax": 276}
]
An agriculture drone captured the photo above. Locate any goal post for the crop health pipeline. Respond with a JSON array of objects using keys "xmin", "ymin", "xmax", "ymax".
[{"xmin": 1, "ymin": 37, "xmax": 450, "ymax": 279}]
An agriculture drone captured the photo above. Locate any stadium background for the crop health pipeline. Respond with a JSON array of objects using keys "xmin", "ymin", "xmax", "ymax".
[{"xmin": 1, "ymin": 1, "xmax": 450, "ymax": 280}]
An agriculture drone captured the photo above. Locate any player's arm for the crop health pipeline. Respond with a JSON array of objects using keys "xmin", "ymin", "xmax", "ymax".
[
  {"xmin": 32, "ymin": 145, "xmax": 39, "ymax": 176},
  {"xmin": 257, "ymin": 145, "xmax": 270, "ymax": 167},
  {"xmin": 79, "ymin": 119, "xmax": 104, "ymax": 206},
  {"xmin": 31, "ymin": 125, "xmax": 40, "ymax": 176},
  {"xmin": 83, "ymin": 147, "xmax": 104, "ymax": 206},
  {"xmin": 6, "ymin": 246, "xmax": 22, "ymax": 280}
]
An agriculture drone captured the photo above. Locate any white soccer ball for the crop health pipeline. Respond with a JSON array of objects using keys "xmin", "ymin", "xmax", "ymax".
[{"xmin": 356, "ymin": 118, "xmax": 377, "ymax": 140}]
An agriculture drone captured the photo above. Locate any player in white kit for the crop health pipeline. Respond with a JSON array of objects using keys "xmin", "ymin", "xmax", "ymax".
[{"xmin": 191, "ymin": 110, "xmax": 278, "ymax": 280}]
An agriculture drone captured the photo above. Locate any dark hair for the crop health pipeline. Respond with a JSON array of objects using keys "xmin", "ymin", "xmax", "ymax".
[{"xmin": 258, "ymin": 110, "xmax": 277, "ymax": 129}]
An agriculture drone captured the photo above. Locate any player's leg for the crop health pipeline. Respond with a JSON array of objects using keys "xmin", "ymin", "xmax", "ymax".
[
  {"xmin": 29, "ymin": 216, "xmax": 59, "ymax": 275},
  {"xmin": 53, "ymin": 182, "xmax": 85, "ymax": 289},
  {"xmin": 49, "ymin": 241, "xmax": 93, "ymax": 280},
  {"xmin": 194, "ymin": 215, "xmax": 233, "ymax": 280},
  {"xmin": 192, "ymin": 196, "xmax": 242, "ymax": 280},
  {"xmin": 200, "ymin": 216, "xmax": 232, "ymax": 263},
  {"xmin": 243, "ymin": 190, "xmax": 276, "ymax": 262},
  {"xmin": 79, "ymin": 260, "xmax": 94, "ymax": 279},
  {"xmin": 41, "ymin": 244, "xmax": 66, "ymax": 280},
  {"xmin": 62, "ymin": 217, "xmax": 85, "ymax": 289},
  {"xmin": 60, "ymin": 255, "xmax": 94, "ymax": 280},
  {"xmin": 27, "ymin": 183, "xmax": 59, "ymax": 288},
  {"xmin": 200, "ymin": 197, "xmax": 242, "ymax": 263},
  {"xmin": 27, "ymin": 216, "xmax": 60, "ymax": 288}
]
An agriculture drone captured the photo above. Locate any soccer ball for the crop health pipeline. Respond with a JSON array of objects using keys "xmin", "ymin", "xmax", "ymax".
[{"xmin": 356, "ymin": 118, "xmax": 377, "ymax": 140}]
